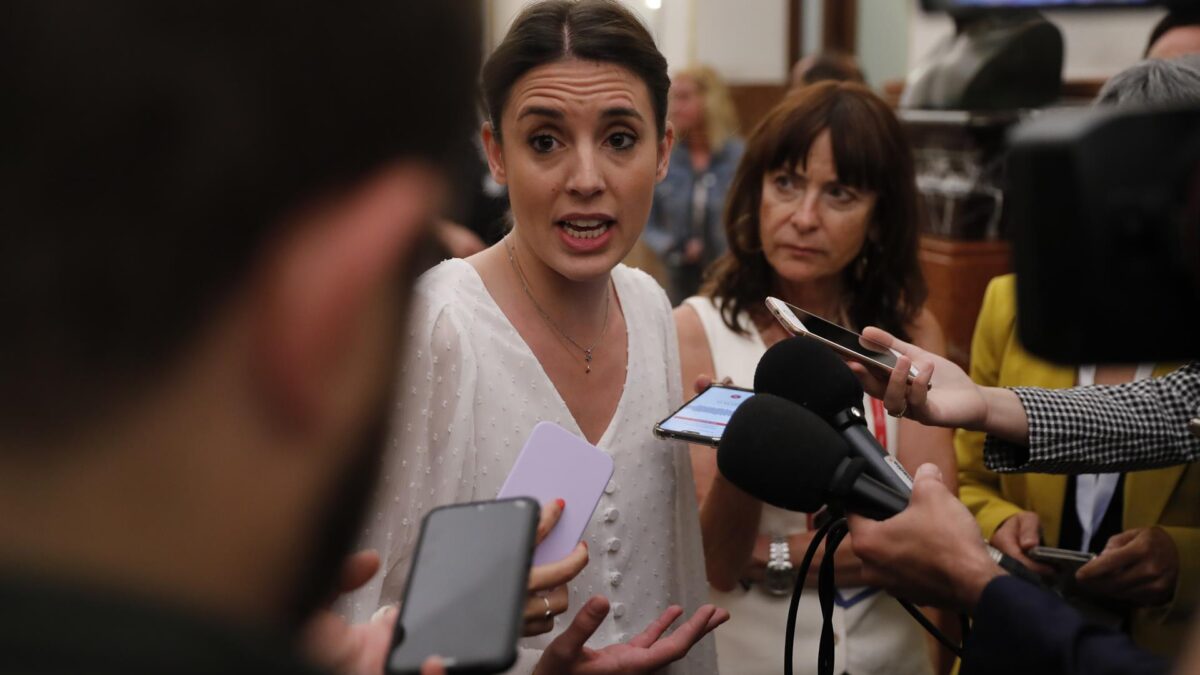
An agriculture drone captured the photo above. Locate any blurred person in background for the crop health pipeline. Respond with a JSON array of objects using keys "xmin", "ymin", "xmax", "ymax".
[
  {"xmin": 645, "ymin": 64, "xmax": 744, "ymax": 303},
  {"xmin": 956, "ymin": 56, "xmax": 1200, "ymax": 659},
  {"xmin": 1146, "ymin": 7, "xmax": 1200, "ymax": 60},
  {"xmin": 345, "ymin": 2, "xmax": 728, "ymax": 673},
  {"xmin": 790, "ymin": 51, "xmax": 867, "ymax": 90},
  {"xmin": 674, "ymin": 81, "xmax": 956, "ymax": 675}
]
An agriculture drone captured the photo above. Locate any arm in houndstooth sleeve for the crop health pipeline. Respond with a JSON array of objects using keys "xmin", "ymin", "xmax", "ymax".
[{"xmin": 983, "ymin": 362, "xmax": 1200, "ymax": 474}]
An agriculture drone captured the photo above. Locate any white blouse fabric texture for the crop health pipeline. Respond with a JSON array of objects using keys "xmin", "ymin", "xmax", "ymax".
[
  {"xmin": 344, "ymin": 259, "xmax": 717, "ymax": 674},
  {"xmin": 683, "ymin": 295, "xmax": 932, "ymax": 675}
]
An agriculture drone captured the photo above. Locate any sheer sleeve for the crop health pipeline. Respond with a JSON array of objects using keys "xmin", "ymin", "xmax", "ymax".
[{"xmin": 340, "ymin": 287, "xmax": 479, "ymax": 622}]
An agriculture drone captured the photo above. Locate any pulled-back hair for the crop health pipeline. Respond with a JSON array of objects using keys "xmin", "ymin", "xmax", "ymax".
[
  {"xmin": 704, "ymin": 81, "xmax": 927, "ymax": 340},
  {"xmin": 482, "ymin": 0, "xmax": 670, "ymax": 139}
]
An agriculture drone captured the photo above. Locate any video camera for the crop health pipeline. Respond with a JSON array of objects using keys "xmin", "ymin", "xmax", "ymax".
[{"xmin": 921, "ymin": 0, "xmax": 1200, "ymax": 362}]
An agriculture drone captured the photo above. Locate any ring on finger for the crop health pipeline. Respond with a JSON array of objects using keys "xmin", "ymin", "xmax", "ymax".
[
  {"xmin": 889, "ymin": 400, "xmax": 908, "ymax": 419},
  {"xmin": 541, "ymin": 594, "xmax": 553, "ymax": 620}
]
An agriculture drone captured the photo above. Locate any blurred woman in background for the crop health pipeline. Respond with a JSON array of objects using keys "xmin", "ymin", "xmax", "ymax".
[
  {"xmin": 644, "ymin": 64, "xmax": 743, "ymax": 303},
  {"xmin": 675, "ymin": 81, "xmax": 956, "ymax": 675}
]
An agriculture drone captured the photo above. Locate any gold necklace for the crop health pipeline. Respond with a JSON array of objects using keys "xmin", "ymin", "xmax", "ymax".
[{"xmin": 504, "ymin": 236, "xmax": 611, "ymax": 374}]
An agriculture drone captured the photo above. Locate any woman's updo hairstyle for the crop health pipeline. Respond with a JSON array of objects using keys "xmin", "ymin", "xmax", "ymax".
[{"xmin": 481, "ymin": 0, "xmax": 670, "ymax": 140}]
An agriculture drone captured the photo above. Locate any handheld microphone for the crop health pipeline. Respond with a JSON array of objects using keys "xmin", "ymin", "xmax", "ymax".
[
  {"xmin": 716, "ymin": 393, "xmax": 907, "ymax": 520},
  {"xmin": 755, "ymin": 336, "xmax": 914, "ymax": 497},
  {"xmin": 732, "ymin": 372, "xmax": 1044, "ymax": 587}
]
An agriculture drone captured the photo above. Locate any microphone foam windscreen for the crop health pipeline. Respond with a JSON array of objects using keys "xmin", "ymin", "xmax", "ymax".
[
  {"xmin": 754, "ymin": 336, "xmax": 864, "ymax": 421},
  {"xmin": 716, "ymin": 393, "xmax": 850, "ymax": 513}
]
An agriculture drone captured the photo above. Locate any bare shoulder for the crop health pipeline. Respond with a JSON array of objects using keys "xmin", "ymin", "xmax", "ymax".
[
  {"xmin": 907, "ymin": 307, "xmax": 946, "ymax": 355},
  {"xmin": 673, "ymin": 301, "xmax": 715, "ymax": 389}
]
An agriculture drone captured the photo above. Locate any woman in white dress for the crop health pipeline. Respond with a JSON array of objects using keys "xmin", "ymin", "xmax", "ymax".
[
  {"xmin": 675, "ymin": 82, "xmax": 957, "ymax": 675},
  {"xmin": 346, "ymin": 2, "xmax": 726, "ymax": 673}
]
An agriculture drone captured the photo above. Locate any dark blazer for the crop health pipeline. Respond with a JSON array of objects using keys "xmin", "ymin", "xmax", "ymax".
[{"xmin": 961, "ymin": 576, "xmax": 1170, "ymax": 675}]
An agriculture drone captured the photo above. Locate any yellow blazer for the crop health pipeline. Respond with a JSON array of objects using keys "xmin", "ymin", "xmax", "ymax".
[{"xmin": 956, "ymin": 274, "xmax": 1200, "ymax": 657}]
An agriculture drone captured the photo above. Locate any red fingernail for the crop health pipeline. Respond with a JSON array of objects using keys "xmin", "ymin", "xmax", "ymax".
[{"xmin": 555, "ymin": 498, "xmax": 566, "ymax": 510}]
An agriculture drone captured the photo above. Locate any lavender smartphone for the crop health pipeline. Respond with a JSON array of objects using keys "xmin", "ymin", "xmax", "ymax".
[{"xmin": 496, "ymin": 422, "xmax": 614, "ymax": 566}]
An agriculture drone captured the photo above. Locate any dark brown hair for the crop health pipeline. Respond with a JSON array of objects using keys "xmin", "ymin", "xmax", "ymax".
[
  {"xmin": 481, "ymin": 0, "xmax": 670, "ymax": 139},
  {"xmin": 704, "ymin": 81, "xmax": 927, "ymax": 340}
]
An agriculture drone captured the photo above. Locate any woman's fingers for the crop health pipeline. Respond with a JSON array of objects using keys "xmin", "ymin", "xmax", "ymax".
[
  {"xmin": 528, "ymin": 541, "xmax": 589, "ymax": 591},
  {"xmin": 522, "ymin": 585, "xmax": 570, "ymax": 636},
  {"xmin": 535, "ymin": 498, "xmax": 566, "ymax": 545}
]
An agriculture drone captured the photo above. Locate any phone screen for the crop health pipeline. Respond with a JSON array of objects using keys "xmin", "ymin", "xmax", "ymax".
[
  {"xmin": 388, "ymin": 498, "xmax": 537, "ymax": 674},
  {"xmin": 655, "ymin": 385, "xmax": 754, "ymax": 445}
]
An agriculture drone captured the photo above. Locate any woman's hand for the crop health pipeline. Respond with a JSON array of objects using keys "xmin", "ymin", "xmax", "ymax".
[
  {"xmin": 525, "ymin": 499, "xmax": 590, "ymax": 636},
  {"xmin": 533, "ymin": 596, "xmax": 730, "ymax": 675},
  {"xmin": 989, "ymin": 512, "xmax": 1055, "ymax": 577},
  {"xmin": 1075, "ymin": 527, "xmax": 1180, "ymax": 607}
]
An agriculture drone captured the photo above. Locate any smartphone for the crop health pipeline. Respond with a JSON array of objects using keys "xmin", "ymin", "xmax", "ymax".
[
  {"xmin": 765, "ymin": 296, "xmax": 921, "ymax": 382},
  {"xmin": 496, "ymin": 422, "xmax": 614, "ymax": 566},
  {"xmin": 1028, "ymin": 545, "xmax": 1096, "ymax": 570},
  {"xmin": 654, "ymin": 384, "xmax": 755, "ymax": 446},
  {"xmin": 387, "ymin": 498, "xmax": 538, "ymax": 675}
]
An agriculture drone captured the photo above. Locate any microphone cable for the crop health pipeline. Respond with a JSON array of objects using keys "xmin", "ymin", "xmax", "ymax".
[{"xmin": 782, "ymin": 459, "xmax": 967, "ymax": 675}]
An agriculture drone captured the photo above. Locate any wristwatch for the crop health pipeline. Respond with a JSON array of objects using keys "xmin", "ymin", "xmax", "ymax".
[{"xmin": 763, "ymin": 535, "xmax": 798, "ymax": 596}]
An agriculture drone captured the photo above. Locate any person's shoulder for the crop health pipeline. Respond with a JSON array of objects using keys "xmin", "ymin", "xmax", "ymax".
[
  {"xmin": 410, "ymin": 258, "xmax": 480, "ymax": 329},
  {"xmin": 614, "ymin": 264, "xmax": 669, "ymax": 304}
]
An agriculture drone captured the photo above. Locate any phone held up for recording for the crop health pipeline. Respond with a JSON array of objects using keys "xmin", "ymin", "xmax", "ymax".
[
  {"xmin": 654, "ymin": 384, "xmax": 756, "ymax": 446},
  {"xmin": 387, "ymin": 498, "xmax": 538, "ymax": 675},
  {"xmin": 765, "ymin": 296, "xmax": 923, "ymax": 384}
]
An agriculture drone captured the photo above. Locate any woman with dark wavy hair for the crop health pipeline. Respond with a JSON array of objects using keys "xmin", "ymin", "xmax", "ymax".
[{"xmin": 674, "ymin": 81, "xmax": 956, "ymax": 675}]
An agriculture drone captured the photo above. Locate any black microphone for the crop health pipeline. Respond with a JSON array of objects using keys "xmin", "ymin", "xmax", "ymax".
[
  {"xmin": 716, "ymin": 393, "xmax": 907, "ymax": 520},
  {"xmin": 725, "ymin": 385, "xmax": 1044, "ymax": 587},
  {"xmin": 755, "ymin": 336, "xmax": 914, "ymax": 497}
]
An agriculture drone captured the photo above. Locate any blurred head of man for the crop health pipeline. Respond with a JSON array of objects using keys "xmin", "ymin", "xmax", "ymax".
[
  {"xmin": 1147, "ymin": 8, "xmax": 1200, "ymax": 60},
  {"xmin": 0, "ymin": 0, "xmax": 477, "ymax": 635}
]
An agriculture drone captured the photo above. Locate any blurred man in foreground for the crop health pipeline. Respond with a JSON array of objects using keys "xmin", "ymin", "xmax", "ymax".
[{"xmin": 0, "ymin": 2, "xmax": 477, "ymax": 674}]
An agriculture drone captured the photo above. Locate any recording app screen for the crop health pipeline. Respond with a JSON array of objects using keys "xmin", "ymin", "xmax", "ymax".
[{"xmin": 659, "ymin": 386, "xmax": 754, "ymax": 440}]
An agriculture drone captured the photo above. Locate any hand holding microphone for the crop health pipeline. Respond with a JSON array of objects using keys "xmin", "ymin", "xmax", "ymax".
[{"xmin": 848, "ymin": 464, "xmax": 1003, "ymax": 612}]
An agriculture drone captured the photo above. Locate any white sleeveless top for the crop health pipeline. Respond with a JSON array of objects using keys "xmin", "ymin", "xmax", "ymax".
[{"xmin": 684, "ymin": 296, "xmax": 932, "ymax": 675}]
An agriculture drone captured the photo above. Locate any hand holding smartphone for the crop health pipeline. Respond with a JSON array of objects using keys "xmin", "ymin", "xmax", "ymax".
[
  {"xmin": 496, "ymin": 422, "xmax": 614, "ymax": 566},
  {"xmin": 765, "ymin": 297, "xmax": 923, "ymax": 384},
  {"xmin": 386, "ymin": 498, "xmax": 538, "ymax": 675}
]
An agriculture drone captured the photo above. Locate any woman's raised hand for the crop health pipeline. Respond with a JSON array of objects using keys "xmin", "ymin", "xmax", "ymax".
[
  {"xmin": 533, "ymin": 596, "xmax": 730, "ymax": 675},
  {"xmin": 524, "ymin": 499, "xmax": 590, "ymax": 637}
]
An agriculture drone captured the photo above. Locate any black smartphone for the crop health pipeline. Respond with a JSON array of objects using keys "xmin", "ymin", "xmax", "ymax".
[
  {"xmin": 387, "ymin": 498, "xmax": 539, "ymax": 675},
  {"xmin": 654, "ymin": 384, "xmax": 755, "ymax": 446}
]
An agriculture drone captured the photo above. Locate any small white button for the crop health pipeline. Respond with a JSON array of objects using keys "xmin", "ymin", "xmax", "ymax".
[
  {"xmin": 604, "ymin": 508, "xmax": 619, "ymax": 523},
  {"xmin": 606, "ymin": 537, "xmax": 621, "ymax": 553},
  {"xmin": 612, "ymin": 602, "xmax": 627, "ymax": 619},
  {"xmin": 604, "ymin": 481, "xmax": 617, "ymax": 495},
  {"xmin": 609, "ymin": 571, "xmax": 623, "ymax": 587}
]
